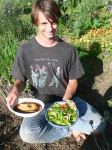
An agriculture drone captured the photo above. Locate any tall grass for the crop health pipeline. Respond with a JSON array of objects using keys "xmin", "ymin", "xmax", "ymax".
[{"xmin": 0, "ymin": 33, "xmax": 18, "ymax": 84}]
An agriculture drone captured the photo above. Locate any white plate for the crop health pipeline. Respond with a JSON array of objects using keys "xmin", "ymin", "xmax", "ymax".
[{"xmin": 8, "ymin": 98, "xmax": 44, "ymax": 118}]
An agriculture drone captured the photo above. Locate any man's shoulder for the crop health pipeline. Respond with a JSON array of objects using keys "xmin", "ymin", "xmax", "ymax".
[
  {"xmin": 20, "ymin": 38, "xmax": 35, "ymax": 49},
  {"xmin": 58, "ymin": 38, "xmax": 76, "ymax": 52},
  {"xmin": 16, "ymin": 38, "xmax": 35, "ymax": 56},
  {"xmin": 17, "ymin": 38, "xmax": 36, "ymax": 54}
]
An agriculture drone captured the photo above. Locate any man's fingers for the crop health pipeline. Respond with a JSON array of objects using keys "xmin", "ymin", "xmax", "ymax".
[
  {"xmin": 6, "ymin": 93, "xmax": 18, "ymax": 107},
  {"xmin": 80, "ymin": 133, "xmax": 86, "ymax": 140},
  {"xmin": 63, "ymin": 99, "xmax": 69, "ymax": 102},
  {"xmin": 75, "ymin": 136, "xmax": 81, "ymax": 142},
  {"xmin": 74, "ymin": 134, "xmax": 86, "ymax": 143},
  {"xmin": 72, "ymin": 130, "xmax": 86, "ymax": 143},
  {"xmin": 6, "ymin": 95, "xmax": 13, "ymax": 107},
  {"xmin": 71, "ymin": 101, "xmax": 75, "ymax": 108},
  {"xmin": 10, "ymin": 98, "xmax": 16, "ymax": 106}
]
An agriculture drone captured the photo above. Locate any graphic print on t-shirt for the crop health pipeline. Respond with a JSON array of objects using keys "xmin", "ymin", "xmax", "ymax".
[
  {"xmin": 49, "ymin": 66, "xmax": 61, "ymax": 88},
  {"xmin": 30, "ymin": 61, "xmax": 63, "ymax": 88},
  {"xmin": 30, "ymin": 64, "xmax": 47, "ymax": 88}
]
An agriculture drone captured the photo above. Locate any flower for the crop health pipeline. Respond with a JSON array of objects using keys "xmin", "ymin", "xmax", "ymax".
[
  {"xmin": 28, "ymin": 2, "xmax": 31, "ymax": 6},
  {"xmin": 5, "ymin": 2, "xmax": 9, "ymax": 5},
  {"xmin": 107, "ymin": 5, "xmax": 112, "ymax": 11}
]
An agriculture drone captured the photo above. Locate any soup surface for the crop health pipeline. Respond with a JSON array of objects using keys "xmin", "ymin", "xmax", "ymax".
[{"xmin": 13, "ymin": 102, "xmax": 42, "ymax": 113}]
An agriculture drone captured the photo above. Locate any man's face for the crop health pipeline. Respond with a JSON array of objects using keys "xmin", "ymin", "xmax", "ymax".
[{"xmin": 37, "ymin": 11, "xmax": 58, "ymax": 39}]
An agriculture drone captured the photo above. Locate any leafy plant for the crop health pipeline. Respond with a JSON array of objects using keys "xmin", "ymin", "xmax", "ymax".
[
  {"xmin": 73, "ymin": 20, "xmax": 82, "ymax": 36},
  {"xmin": 92, "ymin": 18, "xmax": 102, "ymax": 29}
]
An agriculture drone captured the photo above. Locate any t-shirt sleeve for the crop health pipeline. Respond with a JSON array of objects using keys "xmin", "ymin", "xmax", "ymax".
[
  {"xmin": 11, "ymin": 46, "xmax": 27, "ymax": 82},
  {"xmin": 69, "ymin": 48, "xmax": 85, "ymax": 79}
]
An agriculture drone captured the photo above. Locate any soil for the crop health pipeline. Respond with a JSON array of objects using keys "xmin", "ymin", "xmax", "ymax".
[{"xmin": 0, "ymin": 59, "xmax": 112, "ymax": 150}]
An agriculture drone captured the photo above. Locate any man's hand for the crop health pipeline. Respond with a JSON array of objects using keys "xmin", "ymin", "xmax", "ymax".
[
  {"xmin": 64, "ymin": 99, "xmax": 75, "ymax": 108},
  {"xmin": 6, "ymin": 91, "xmax": 19, "ymax": 107},
  {"xmin": 6, "ymin": 80, "xmax": 26, "ymax": 108},
  {"xmin": 72, "ymin": 130, "xmax": 86, "ymax": 142}
]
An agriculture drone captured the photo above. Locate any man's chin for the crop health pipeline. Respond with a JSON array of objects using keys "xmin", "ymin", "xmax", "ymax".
[{"xmin": 46, "ymin": 35, "xmax": 55, "ymax": 39}]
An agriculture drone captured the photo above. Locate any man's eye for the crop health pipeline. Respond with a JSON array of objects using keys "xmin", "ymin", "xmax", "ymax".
[
  {"xmin": 52, "ymin": 22, "xmax": 56, "ymax": 25},
  {"xmin": 41, "ymin": 23, "xmax": 47, "ymax": 25}
]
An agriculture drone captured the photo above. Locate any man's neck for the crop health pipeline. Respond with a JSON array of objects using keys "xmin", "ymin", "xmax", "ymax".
[{"xmin": 35, "ymin": 35, "xmax": 58, "ymax": 47}]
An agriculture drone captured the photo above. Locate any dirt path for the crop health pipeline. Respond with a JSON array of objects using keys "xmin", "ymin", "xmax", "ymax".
[{"xmin": 0, "ymin": 60, "xmax": 112, "ymax": 150}]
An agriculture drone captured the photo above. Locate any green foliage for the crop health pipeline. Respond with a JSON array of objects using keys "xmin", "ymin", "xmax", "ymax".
[
  {"xmin": 0, "ymin": 0, "xmax": 35, "ymax": 40},
  {"xmin": 25, "ymin": 81, "xmax": 31, "ymax": 91},
  {"xmin": 92, "ymin": 18, "xmax": 102, "ymax": 29},
  {"xmin": 57, "ymin": 0, "xmax": 111, "ymax": 36},
  {"xmin": 72, "ymin": 0, "xmax": 105, "ymax": 35},
  {"xmin": 108, "ymin": 99, "xmax": 112, "ymax": 107},
  {"xmin": 0, "ymin": 1, "xmax": 19, "ymax": 34},
  {"xmin": 70, "ymin": 26, "xmax": 112, "ymax": 60},
  {"xmin": 56, "ymin": 0, "xmax": 81, "ymax": 37},
  {"xmin": 0, "ymin": 32, "xmax": 18, "ymax": 84},
  {"xmin": 0, "ymin": 0, "xmax": 37, "ymax": 85},
  {"xmin": 18, "ymin": 0, "xmax": 34, "ymax": 7}
]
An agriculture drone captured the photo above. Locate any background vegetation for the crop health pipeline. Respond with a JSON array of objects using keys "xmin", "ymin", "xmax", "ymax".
[{"xmin": 0, "ymin": 0, "xmax": 112, "ymax": 149}]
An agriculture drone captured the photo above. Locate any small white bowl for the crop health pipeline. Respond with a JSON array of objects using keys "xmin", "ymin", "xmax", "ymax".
[{"xmin": 8, "ymin": 98, "xmax": 44, "ymax": 118}]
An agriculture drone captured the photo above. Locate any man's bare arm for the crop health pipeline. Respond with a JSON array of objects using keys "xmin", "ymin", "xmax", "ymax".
[{"xmin": 63, "ymin": 79, "xmax": 78, "ymax": 100}]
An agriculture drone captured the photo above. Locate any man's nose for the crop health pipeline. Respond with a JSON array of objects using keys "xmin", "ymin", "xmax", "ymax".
[{"xmin": 48, "ymin": 23, "xmax": 53, "ymax": 31}]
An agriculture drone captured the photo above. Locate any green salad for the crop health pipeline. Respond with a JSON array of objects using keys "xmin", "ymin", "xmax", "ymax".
[{"xmin": 46, "ymin": 101, "xmax": 78, "ymax": 126}]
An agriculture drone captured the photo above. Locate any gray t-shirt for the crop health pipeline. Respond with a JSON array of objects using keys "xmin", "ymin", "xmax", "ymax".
[{"xmin": 11, "ymin": 38, "xmax": 85, "ymax": 101}]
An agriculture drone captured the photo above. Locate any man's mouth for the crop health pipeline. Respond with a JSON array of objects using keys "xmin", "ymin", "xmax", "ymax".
[{"xmin": 46, "ymin": 32, "xmax": 54, "ymax": 35}]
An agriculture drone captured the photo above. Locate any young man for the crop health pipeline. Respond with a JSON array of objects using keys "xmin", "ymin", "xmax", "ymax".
[{"xmin": 6, "ymin": 0, "xmax": 106, "ymax": 143}]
